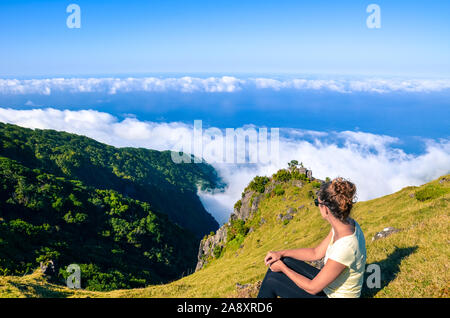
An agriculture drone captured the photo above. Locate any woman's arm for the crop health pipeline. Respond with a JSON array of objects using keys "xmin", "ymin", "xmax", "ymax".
[
  {"xmin": 266, "ymin": 229, "xmax": 332, "ymax": 264},
  {"xmin": 270, "ymin": 258, "xmax": 346, "ymax": 295}
]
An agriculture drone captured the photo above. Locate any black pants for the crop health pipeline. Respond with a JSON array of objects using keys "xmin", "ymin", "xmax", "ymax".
[{"xmin": 257, "ymin": 257, "xmax": 327, "ymax": 298}]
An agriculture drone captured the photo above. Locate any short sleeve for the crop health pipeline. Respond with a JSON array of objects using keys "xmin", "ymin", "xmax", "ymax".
[{"xmin": 327, "ymin": 238, "xmax": 356, "ymax": 267}]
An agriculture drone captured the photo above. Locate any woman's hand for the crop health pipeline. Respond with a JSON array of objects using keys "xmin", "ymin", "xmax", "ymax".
[
  {"xmin": 269, "ymin": 260, "xmax": 286, "ymax": 272},
  {"xmin": 264, "ymin": 250, "xmax": 283, "ymax": 266}
]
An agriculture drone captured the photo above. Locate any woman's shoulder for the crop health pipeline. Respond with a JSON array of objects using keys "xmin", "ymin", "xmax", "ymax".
[{"xmin": 333, "ymin": 222, "xmax": 360, "ymax": 249}]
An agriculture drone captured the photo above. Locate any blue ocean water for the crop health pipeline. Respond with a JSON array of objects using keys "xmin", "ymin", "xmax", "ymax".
[{"xmin": 1, "ymin": 88, "xmax": 449, "ymax": 155}]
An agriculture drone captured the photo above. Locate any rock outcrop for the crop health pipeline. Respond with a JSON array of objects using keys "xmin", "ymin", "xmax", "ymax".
[
  {"xmin": 372, "ymin": 227, "xmax": 401, "ymax": 241},
  {"xmin": 231, "ymin": 191, "xmax": 263, "ymax": 222},
  {"xmin": 195, "ymin": 188, "xmax": 263, "ymax": 271},
  {"xmin": 195, "ymin": 166, "xmax": 317, "ymax": 271},
  {"xmin": 40, "ymin": 260, "xmax": 57, "ymax": 280},
  {"xmin": 195, "ymin": 226, "xmax": 228, "ymax": 271},
  {"xmin": 196, "ymin": 186, "xmax": 265, "ymax": 271}
]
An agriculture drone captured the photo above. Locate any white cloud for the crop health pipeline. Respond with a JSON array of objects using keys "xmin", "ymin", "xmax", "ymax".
[
  {"xmin": 25, "ymin": 100, "xmax": 36, "ymax": 107},
  {"xmin": 1, "ymin": 76, "xmax": 450, "ymax": 95},
  {"xmin": 0, "ymin": 107, "xmax": 448, "ymax": 225},
  {"xmin": 0, "ymin": 76, "xmax": 246, "ymax": 95}
]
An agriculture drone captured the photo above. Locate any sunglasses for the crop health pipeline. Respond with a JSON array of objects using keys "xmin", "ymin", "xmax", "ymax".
[{"xmin": 314, "ymin": 198, "xmax": 327, "ymax": 207}]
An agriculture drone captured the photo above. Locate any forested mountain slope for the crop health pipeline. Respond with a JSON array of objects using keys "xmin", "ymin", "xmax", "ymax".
[
  {"xmin": 0, "ymin": 122, "xmax": 222, "ymax": 291},
  {"xmin": 0, "ymin": 122, "xmax": 221, "ymax": 237}
]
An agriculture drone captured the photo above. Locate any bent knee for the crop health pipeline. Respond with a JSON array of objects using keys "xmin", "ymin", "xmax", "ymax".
[{"xmin": 282, "ymin": 257, "xmax": 302, "ymax": 267}]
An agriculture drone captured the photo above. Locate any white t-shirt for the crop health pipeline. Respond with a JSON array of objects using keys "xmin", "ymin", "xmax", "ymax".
[{"xmin": 323, "ymin": 219, "xmax": 367, "ymax": 298}]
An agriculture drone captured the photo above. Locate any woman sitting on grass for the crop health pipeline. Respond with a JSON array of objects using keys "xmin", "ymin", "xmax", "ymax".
[{"xmin": 258, "ymin": 177, "xmax": 367, "ymax": 298}]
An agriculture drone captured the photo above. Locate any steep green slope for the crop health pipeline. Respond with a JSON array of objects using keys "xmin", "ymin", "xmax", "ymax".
[
  {"xmin": 0, "ymin": 122, "xmax": 221, "ymax": 237},
  {"xmin": 0, "ymin": 122, "xmax": 224, "ymax": 291},
  {"xmin": 1, "ymin": 170, "xmax": 448, "ymax": 297},
  {"xmin": 0, "ymin": 155, "xmax": 198, "ymax": 291}
]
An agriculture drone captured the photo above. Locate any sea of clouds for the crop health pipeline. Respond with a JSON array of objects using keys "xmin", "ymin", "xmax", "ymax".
[
  {"xmin": 0, "ymin": 107, "xmax": 448, "ymax": 225},
  {"xmin": 2, "ymin": 76, "xmax": 450, "ymax": 95}
]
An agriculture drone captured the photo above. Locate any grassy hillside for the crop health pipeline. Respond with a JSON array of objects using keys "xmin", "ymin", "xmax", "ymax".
[{"xmin": 1, "ymin": 172, "xmax": 448, "ymax": 298}]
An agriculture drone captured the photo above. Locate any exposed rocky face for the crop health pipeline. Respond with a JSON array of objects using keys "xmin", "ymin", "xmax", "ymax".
[
  {"xmin": 195, "ymin": 190, "xmax": 262, "ymax": 271},
  {"xmin": 196, "ymin": 188, "xmax": 264, "ymax": 271},
  {"xmin": 195, "ymin": 167, "xmax": 317, "ymax": 271},
  {"xmin": 195, "ymin": 226, "xmax": 228, "ymax": 271}
]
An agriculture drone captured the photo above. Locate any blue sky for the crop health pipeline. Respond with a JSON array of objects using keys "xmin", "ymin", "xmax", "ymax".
[{"xmin": 1, "ymin": 0, "xmax": 450, "ymax": 77}]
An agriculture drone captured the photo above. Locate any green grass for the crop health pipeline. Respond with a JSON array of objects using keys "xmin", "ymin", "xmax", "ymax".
[{"xmin": 1, "ymin": 174, "xmax": 449, "ymax": 298}]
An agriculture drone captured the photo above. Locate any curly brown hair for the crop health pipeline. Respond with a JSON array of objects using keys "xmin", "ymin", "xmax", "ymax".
[{"xmin": 317, "ymin": 177, "xmax": 357, "ymax": 223}]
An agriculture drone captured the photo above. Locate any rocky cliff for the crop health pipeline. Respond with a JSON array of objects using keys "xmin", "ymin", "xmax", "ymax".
[{"xmin": 195, "ymin": 165, "xmax": 319, "ymax": 271}]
